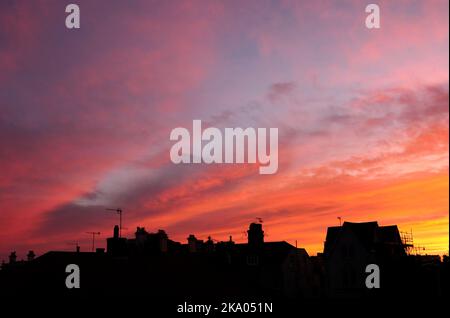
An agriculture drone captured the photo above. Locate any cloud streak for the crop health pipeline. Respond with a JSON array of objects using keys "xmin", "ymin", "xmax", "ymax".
[{"xmin": 0, "ymin": 0, "xmax": 448, "ymax": 259}]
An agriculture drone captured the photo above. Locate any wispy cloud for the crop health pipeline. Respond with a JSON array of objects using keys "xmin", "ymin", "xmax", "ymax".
[{"xmin": 0, "ymin": 0, "xmax": 448, "ymax": 259}]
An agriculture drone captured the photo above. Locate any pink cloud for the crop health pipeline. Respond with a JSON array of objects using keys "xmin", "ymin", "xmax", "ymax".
[{"xmin": 0, "ymin": 1, "xmax": 448, "ymax": 260}]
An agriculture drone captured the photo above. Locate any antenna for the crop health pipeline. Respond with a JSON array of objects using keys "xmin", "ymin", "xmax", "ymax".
[
  {"xmin": 106, "ymin": 208, "xmax": 123, "ymax": 237},
  {"xmin": 86, "ymin": 231, "xmax": 101, "ymax": 252},
  {"xmin": 337, "ymin": 216, "xmax": 342, "ymax": 226}
]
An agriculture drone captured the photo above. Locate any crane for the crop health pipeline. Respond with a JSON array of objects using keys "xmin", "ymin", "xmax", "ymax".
[
  {"xmin": 106, "ymin": 208, "xmax": 123, "ymax": 238},
  {"xmin": 86, "ymin": 231, "xmax": 101, "ymax": 252}
]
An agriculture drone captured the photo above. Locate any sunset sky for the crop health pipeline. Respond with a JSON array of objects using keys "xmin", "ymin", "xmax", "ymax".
[{"xmin": 0, "ymin": 0, "xmax": 448, "ymax": 261}]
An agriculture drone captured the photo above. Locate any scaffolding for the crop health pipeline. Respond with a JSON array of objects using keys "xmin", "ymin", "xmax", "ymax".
[
  {"xmin": 400, "ymin": 229, "xmax": 427, "ymax": 255},
  {"xmin": 400, "ymin": 230, "xmax": 414, "ymax": 254}
]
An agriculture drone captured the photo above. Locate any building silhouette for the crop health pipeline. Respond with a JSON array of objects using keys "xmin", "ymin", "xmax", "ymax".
[
  {"xmin": 323, "ymin": 221, "xmax": 405, "ymax": 297},
  {"xmin": 0, "ymin": 221, "xmax": 447, "ymax": 299}
]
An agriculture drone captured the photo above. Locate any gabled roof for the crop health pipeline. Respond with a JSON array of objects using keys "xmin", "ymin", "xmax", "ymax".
[
  {"xmin": 377, "ymin": 225, "xmax": 402, "ymax": 244},
  {"xmin": 324, "ymin": 221, "xmax": 404, "ymax": 256}
]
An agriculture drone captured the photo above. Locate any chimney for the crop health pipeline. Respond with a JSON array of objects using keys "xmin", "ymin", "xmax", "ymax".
[
  {"xmin": 113, "ymin": 225, "xmax": 119, "ymax": 239},
  {"xmin": 135, "ymin": 227, "xmax": 148, "ymax": 245},
  {"xmin": 187, "ymin": 234, "xmax": 197, "ymax": 253},
  {"xmin": 9, "ymin": 251, "xmax": 17, "ymax": 264},
  {"xmin": 247, "ymin": 223, "xmax": 264, "ymax": 248},
  {"xmin": 206, "ymin": 236, "xmax": 214, "ymax": 252},
  {"xmin": 27, "ymin": 250, "xmax": 36, "ymax": 261},
  {"xmin": 157, "ymin": 230, "xmax": 168, "ymax": 253}
]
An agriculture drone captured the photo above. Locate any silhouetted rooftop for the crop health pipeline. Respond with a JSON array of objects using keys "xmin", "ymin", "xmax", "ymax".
[{"xmin": 324, "ymin": 221, "xmax": 404, "ymax": 256}]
